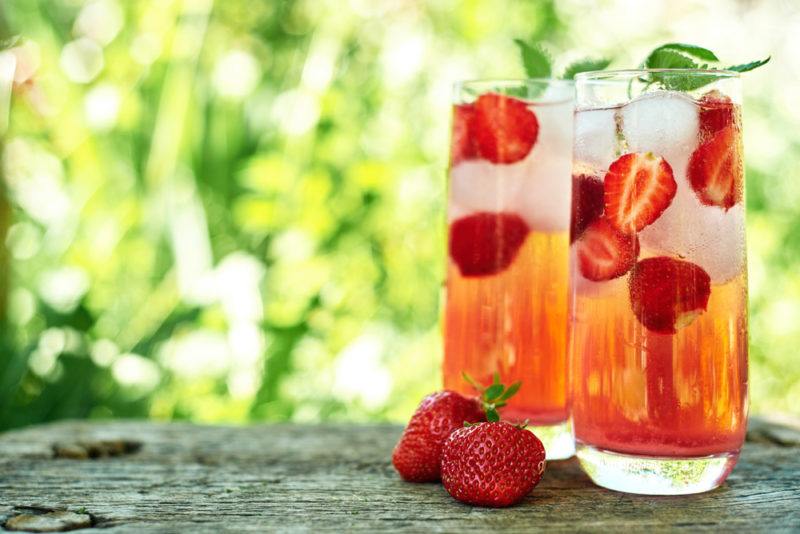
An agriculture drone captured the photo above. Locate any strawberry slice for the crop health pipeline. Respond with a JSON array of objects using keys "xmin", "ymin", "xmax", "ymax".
[
  {"xmin": 451, "ymin": 104, "xmax": 478, "ymax": 166},
  {"xmin": 629, "ymin": 257, "xmax": 711, "ymax": 334},
  {"xmin": 473, "ymin": 93, "xmax": 539, "ymax": 164},
  {"xmin": 449, "ymin": 212, "xmax": 529, "ymax": 277},
  {"xmin": 576, "ymin": 218, "xmax": 639, "ymax": 281},
  {"xmin": 570, "ymin": 173, "xmax": 605, "ymax": 243},
  {"xmin": 688, "ymin": 125, "xmax": 743, "ymax": 210},
  {"xmin": 698, "ymin": 90, "xmax": 739, "ymax": 138},
  {"xmin": 604, "ymin": 152, "xmax": 677, "ymax": 234}
]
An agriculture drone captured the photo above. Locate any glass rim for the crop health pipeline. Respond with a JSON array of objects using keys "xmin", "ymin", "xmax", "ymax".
[
  {"xmin": 453, "ymin": 78, "xmax": 575, "ymax": 92},
  {"xmin": 575, "ymin": 68, "xmax": 741, "ymax": 82}
]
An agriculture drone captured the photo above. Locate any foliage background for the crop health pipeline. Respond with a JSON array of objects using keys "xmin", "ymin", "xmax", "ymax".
[{"xmin": 0, "ymin": 0, "xmax": 797, "ymax": 430}]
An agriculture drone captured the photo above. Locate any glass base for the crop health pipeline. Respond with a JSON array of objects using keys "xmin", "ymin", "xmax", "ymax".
[
  {"xmin": 576, "ymin": 443, "xmax": 739, "ymax": 495},
  {"xmin": 529, "ymin": 420, "xmax": 574, "ymax": 460}
]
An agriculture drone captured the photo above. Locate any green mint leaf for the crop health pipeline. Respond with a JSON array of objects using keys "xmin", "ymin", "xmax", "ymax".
[
  {"xmin": 498, "ymin": 381, "xmax": 522, "ymax": 401},
  {"xmin": 726, "ymin": 57, "xmax": 770, "ymax": 73},
  {"xmin": 653, "ymin": 71, "xmax": 717, "ymax": 92},
  {"xmin": 644, "ymin": 50, "xmax": 702, "ymax": 91},
  {"xmin": 514, "ymin": 39, "xmax": 552, "ymax": 79},
  {"xmin": 486, "ymin": 408, "xmax": 500, "ymax": 422},
  {"xmin": 640, "ymin": 44, "xmax": 770, "ymax": 93},
  {"xmin": 651, "ymin": 43, "xmax": 719, "ymax": 63},
  {"xmin": 484, "ymin": 384, "xmax": 504, "ymax": 401},
  {"xmin": 562, "ymin": 58, "xmax": 611, "ymax": 80},
  {"xmin": 644, "ymin": 49, "xmax": 698, "ymax": 70}
]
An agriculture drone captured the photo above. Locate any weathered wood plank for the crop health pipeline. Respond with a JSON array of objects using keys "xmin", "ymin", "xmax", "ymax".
[{"xmin": 0, "ymin": 419, "xmax": 798, "ymax": 532}]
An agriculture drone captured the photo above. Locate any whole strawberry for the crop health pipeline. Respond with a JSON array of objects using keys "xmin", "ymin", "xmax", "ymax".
[
  {"xmin": 392, "ymin": 391, "xmax": 485, "ymax": 482},
  {"xmin": 441, "ymin": 421, "xmax": 546, "ymax": 507}
]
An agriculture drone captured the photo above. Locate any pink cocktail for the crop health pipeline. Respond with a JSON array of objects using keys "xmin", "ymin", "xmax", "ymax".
[
  {"xmin": 569, "ymin": 70, "xmax": 747, "ymax": 494},
  {"xmin": 443, "ymin": 80, "xmax": 575, "ymax": 459}
]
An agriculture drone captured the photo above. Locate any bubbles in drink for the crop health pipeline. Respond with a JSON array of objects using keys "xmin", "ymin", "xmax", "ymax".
[{"xmin": 574, "ymin": 107, "xmax": 618, "ymax": 171}]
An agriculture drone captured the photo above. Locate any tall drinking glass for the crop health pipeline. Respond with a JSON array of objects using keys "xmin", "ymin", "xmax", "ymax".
[
  {"xmin": 569, "ymin": 70, "xmax": 747, "ymax": 494},
  {"xmin": 443, "ymin": 80, "xmax": 575, "ymax": 459}
]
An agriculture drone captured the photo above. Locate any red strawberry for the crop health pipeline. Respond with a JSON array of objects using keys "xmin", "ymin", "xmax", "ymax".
[
  {"xmin": 392, "ymin": 391, "xmax": 485, "ymax": 482},
  {"xmin": 576, "ymin": 218, "xmax": 639, "ymax": 281},
  {"xmin": 449, "ymin": 212, "xmax": 530, "ymax": 277},
  {"xmin": 473, "ymin": 93, "xmax": 539, "ymax": 164},
  {"xmin": 570, "ymin": 173, "xmax": 605, "ymax": 243},
  {"xmin": 604, "ymin": 152, "xmax": 677, "ymax": 234},
  {"xmin": 441, "ymin": 422, "xmax": 546, "ymax": 507},
  {"xmin": 451, "ymin": 104, "xmax": 478, "ymax": 166},
  {"xmin": 698, "ymin": 90, "xmax": 739, "ymax": 137},
  {"xmin": 629, "ymin": 256, "xmax": 711, "ymax": 334},
  {"xmin": 688, "ymin": 125, "xmax": 743, "ymax": 210}
]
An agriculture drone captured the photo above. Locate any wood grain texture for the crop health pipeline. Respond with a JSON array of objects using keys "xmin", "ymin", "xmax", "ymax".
[{"xmin": 0, "ymin": 419, "xmax": 798, "ymax": 532}]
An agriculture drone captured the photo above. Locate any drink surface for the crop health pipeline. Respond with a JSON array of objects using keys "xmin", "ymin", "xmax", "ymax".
[
  {"xmin": 443, "ymin": 92, "xmax": 573, "ymax": 425},
  {"xmin": 569, "ymin": 89, "xmax": 748, "ymax": 457}
]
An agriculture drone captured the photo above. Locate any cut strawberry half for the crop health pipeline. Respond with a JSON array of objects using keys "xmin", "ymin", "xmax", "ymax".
[
  {"xmin": 629, "ymin": 257, "xmax": 711, "ymax": 334},
  {"xmin": 570, "ymin": 173, "xmax": 605, "ymax": 243},
  {"xmin": 472, "ymin": 93, "xmax": 539, "ymax": 165},
  {"xmin": 451, "ymin": 104, "xmax": 478, "ymax": 166},
  {"xmin": 576, "ymin": 218, "xmax": 639, "ymax": 282},
  {"xmin": 604, "ymin": 152, "xmax": 677, "ymax": 234},
  {"xmin": 698, "ymin": 90, "xmax": 739, "ymax": 138},
  {"xmin": 688, "ymin": 125, "xmax": 743, "ymax": 211},
  {"xmin": 449, "ymin": 212, "xmax": 529, "ymax": 277}
]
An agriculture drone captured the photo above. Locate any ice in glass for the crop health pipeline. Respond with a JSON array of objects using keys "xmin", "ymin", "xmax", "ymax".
[
  {"xmin": 443, "ymin": 80, "xmax": 575, "ymax": 459},
  {"xmin": 569, "ymin": 70, "xmax": 747, "ymax": 494}
]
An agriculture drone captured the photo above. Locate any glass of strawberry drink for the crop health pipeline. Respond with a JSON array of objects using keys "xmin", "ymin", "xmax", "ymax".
[
  {"xmin": 569, "ymin": 70, "xmax": 747, "ymax": 494},
  {"xmin": 443, "ymin": 80, "xmax": 575, "ymax": 459}
]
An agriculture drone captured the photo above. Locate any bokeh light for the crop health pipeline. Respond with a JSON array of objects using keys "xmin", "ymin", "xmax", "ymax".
[{"xmin": 0, "ymin": 0, "xmax": 797, "ymax": 430}]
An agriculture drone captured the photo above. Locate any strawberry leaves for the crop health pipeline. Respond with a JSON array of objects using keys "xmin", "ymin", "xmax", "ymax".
[{"xmin": 462, "ymin": 372, "xmax": 522, "ymax": 422}]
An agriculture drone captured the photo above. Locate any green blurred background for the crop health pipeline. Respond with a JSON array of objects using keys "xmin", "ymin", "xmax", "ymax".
[{"xmin": 0, "ymin": 0, "xmax": 796, "ymax": 431}]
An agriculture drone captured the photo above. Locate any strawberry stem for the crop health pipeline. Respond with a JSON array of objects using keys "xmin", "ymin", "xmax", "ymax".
[{"xmin": 462, "ymin": 372, "xmax": 522, "ymax": 423}]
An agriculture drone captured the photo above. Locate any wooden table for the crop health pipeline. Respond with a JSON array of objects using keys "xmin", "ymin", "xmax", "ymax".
[{"xmin": 1, "ymin": 418, "xmax": 799, "ymax": 532}]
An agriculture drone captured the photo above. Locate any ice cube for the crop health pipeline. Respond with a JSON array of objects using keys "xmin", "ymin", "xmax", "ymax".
[
  {"xmin": 620, "ymin": 90, "xmax": 699, "ymax": 176},
  {"xmin": 574, "ymin": 107, "xmax": 618, "ymax": 171},
  {"xmin": 508, "ymin": 101, "xmax": 574, "ymax": 232},
  {"xmin": 621, "ymin": 91, "xmax": 745, "ymax": 282},
  {"xmin": 639, "ymin": 188, "xmax": 745, "ymax": 283},
  {"xmin": 447, "ymin": 200, "xmax": 469, "ymax": 223},
  {"xmin": 449, "ymin": 101, "xmax": 574, "ymax": 233},
  {"xmin": 448, "ymin": 160, "xmax": 521, "ymax": 221},
  {"xmin": 687, "ymin": 203, "xmax": 745, "ymax": 283}
]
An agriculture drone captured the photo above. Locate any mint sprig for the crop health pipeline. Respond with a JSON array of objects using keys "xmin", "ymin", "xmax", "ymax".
[
  {"xmin": 643, "ymin": 43, "xmax": 719, "ymax": 66},
  {"xmin": 514, "ymin": 39, "xmax": 552, "ymax": 79},
  {"xmin": 515, "ymin": 38, "xmax": 611, "ymax": 81},
  {"xmin": 640, "ymin": 42, "xmax": 770, "ymax": 91},
  {"xmin": 462, "ymin": 372, "xmax": 522, "ymax": 422},
  {"xmin": 562, "ymin": 58, "xmax": 612, "ymax": 80},
  {"xmin": 726, "ymin": 58, "xmax": 771, "ymax": 73}
]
